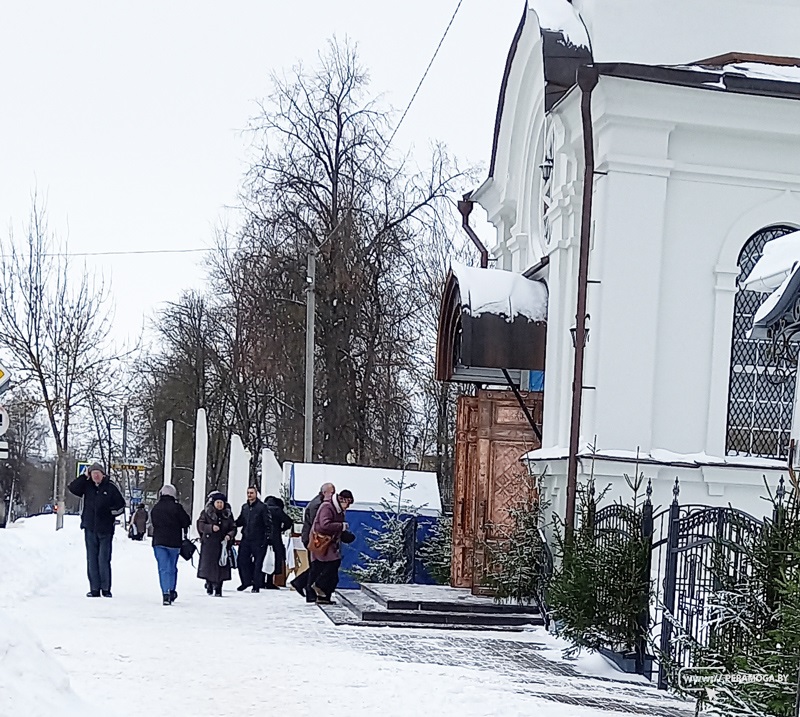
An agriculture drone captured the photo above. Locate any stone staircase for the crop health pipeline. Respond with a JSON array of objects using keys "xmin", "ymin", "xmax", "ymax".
[{"xmin": 319, "ymin": 583, "xmax": 544, "ymax": 631}]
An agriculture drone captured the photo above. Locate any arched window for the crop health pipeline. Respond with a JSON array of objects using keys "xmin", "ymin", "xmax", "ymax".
[{"xmin": 726, "ymin": 225, "xmax": 798, "ymax": 459}]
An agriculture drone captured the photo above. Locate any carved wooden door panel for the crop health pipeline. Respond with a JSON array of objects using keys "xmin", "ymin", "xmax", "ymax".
[
  {"xmin": 471, "ymin": 390, "xmax": 542, "ymax": 596},
  {"xmin": 450, "ymin": 390, "xmax": 542, "ymax": 592},
  {"xmin": 451, "ymin": 395, "xmax": 478, "ymax": 588}
]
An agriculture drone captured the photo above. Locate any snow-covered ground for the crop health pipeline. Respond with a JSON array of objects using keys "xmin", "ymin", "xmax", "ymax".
[{"xmin": 0, "ymin": 516, "xmax": 688, "ymax": 717}]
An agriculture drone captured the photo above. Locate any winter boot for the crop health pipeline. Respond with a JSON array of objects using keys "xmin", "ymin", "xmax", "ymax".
[
  {"xmin": 86, "ymin": 590, "xmax": 101, "ymax": 598},
  {"xmin": 205, "ymin": 581, "xmax": 213, "ymax": 595},
  {"xmin": 170, "ymin": 590, "xmax": 178, "ymax": 603},
  {"xmin": 236, "ymin": 584, "xmax": 249, "ymax": 592},
  {"xmin": 162, "ymin": 593, "xmax": 172, "ymax": 606},
  {"xmin": 265, "ymin": 575, "xmax": 279, "ymax": 590},
  {"xmin": 214, "ymin": 584, "xmax": 222, "ymax": 597},
  {"xmin": 101, "ymin": 590, "xmax": 112, "ymax": 598}
]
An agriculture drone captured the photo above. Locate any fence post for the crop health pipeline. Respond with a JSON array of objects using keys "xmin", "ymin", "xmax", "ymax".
[
  {"xmin": 637, "ymin": 479, "xmax": 654, "ymax": 678},
  {"xmin": 658, "ymin": 477, "xmax": 681, "ymax": 690}
]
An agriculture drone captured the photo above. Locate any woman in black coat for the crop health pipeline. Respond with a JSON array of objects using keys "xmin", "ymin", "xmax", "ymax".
[
  {"xmin": 150, "ymin": 484, "xmax": 191, "ymax": 605},
  {"xmin": 196, "ymin": 492, "xmax": 237, "ymax": 596},
  {"xmin": 264, "ymin": 496, "xmax": 294, "ymax": 589}
]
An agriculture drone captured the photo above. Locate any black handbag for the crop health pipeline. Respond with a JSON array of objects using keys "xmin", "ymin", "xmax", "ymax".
[{"xmin": 180, "ymin": 537, "xmax": 197, "ymax": 561}]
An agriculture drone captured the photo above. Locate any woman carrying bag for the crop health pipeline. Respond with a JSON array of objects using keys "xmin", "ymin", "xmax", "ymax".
[
  {"xmin": 308, "ymin": 489, "xmax": 354, "ymax": 604},
  {"xmin": 196, "ymin": 492, "xmax": 236, "ymax": 597},
  {"xmin": 150, "ymin": 484, "xmax": 192, "ymax": 605}
]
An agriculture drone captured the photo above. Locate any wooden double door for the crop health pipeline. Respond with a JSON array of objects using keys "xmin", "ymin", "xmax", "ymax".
[{"xmin": 451, "ymin": 389, "xmax": 543, "ymax": 594}]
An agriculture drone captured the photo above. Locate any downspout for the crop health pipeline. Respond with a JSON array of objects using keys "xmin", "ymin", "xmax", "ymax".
[
  {"xmin": 457, "ymin": 194, "xmax": 489, "ymax": 268},
  {"xmin": 565, "ymin": 65, "xmax": 599, "ymax": 539}
]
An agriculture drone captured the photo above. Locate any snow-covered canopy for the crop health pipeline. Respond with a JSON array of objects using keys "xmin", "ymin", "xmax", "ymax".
[
  {"xmin": 451, "ymin": 262, "xmax": 548, "ymax": 323},
  {"xmin": 529, "ymin": 0, "xmax": 590, "ymax": 51},
  {"xmin": 741, "ymin": 230, "xmax": 800, "ymax": 293},
  {"xmin": 285, "ymin": 462, "xmax": 442, "ymax": 516},
  {"xmin": 740, "ymin": 230, "xmax": 800, "ymax": 338}
]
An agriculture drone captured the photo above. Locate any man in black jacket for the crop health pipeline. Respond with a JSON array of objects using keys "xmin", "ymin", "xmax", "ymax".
[
  {"xmin": 291, "ymin": 481, "xmax": 335, "ymax": 600},
  {"xmin": 235, "ymin": 486, "xmax": 272, "ymax": 592},
  {"xmin": 68, "ymin": 462, "xmax": 126, "ymax": 598},
  {"xmin": 150, "ymin": 484, "xmax": 192, "ymax": 605}
]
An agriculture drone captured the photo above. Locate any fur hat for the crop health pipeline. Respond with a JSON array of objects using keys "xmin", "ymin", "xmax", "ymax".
[
  {"xmin": 159, "ymin": 484, "xmax": 177, "ymax": 498},
  {"xmin": 208, "ymin": 491, "xmax": 227, "ymax": 505}
]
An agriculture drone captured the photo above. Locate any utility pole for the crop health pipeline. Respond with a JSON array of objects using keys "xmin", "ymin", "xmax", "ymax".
[{"xmin": 303, "ymin": 247, "xmax": 316, "ymax": 463}]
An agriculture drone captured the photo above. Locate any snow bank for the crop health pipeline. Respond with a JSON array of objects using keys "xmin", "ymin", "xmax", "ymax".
[
  {"xmin": 451, "ymin": 262, "xmax": 548, "ymax": 323},
  {"xmin": 0, "ymin": 609, "xmax": 93, "ymax": 716},
  {"xmin": 0, "ymin": 515, "xmax": 85, "ymax": 603}
]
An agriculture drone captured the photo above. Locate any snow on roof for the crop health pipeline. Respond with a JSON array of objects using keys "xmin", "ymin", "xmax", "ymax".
[
  {"xmin": 529, "ymin": 0, "xmax": 590, "ymax": 51},
  {"xmin": 285, "ymin": 462, "xmax": 442, "ymax": 516},
  {"xmin": 451, "ymin": 262, "xmax": 548, "ymax": 323},
  {"xmin": 674, "ymin": 61, "xmax": 800, "ymax": 85},
  {"xmin": 742, "ymin": 230, "xmax": 800, "ymax": 293}
]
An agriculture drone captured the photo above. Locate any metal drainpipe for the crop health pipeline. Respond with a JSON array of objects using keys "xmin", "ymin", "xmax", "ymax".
[
  {"xmin": 565, "ymin": 65, "xmax": 600, "ymax": 539},
  {"xmin": 457, "ymin": 194, "xmax": 489, "ymax": 269}
]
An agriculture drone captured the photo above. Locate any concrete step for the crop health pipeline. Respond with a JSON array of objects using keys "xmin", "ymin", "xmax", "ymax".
[
  {"xmin": 318, "ymin": 600, "xmax": 529, "ymax": 631},
  {"xmin": 360, "ymin": 583, "xmax": 541, "ymax": 616},
  {"xmin": 337, "ymin": 589, "xmax": 543, "ymax": 628}
]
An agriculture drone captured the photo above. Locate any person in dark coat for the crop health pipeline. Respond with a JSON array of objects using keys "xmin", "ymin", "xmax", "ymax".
[
  {"xmin": 308, "ymin": 489, "xmax": 354, "ymax": 605},
  {"xmin": 264, "ymin": 495, "xmax": 294, "ymax": 590},
  {"xmin": 150, "ymin": 484, "xmax": 191, "ymax": 605},
  {"xmin": 196, "ymin": 492, "xmax": 236, "ymax": 597},
  {"xmin": 291, "ymin": 482, "xmax": 335, "ymax": 601},
  {"xmin": 129, "ymin": 504, "xmax": 148, "ymax": 540},
  {"xmin": 68, "ymin": 462, "xmax": 126, "ymax": 598},
  {"xmin": 234, "ymin": 486, "xmax": 272, "ymax": 593}
]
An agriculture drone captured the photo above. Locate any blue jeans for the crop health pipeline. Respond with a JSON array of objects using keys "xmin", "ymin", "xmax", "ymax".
[
  {"xmin": 153, "ymin": 546, "xmax": 181, "ymax": 594},
  {"xmin": 85, "ymin": 531, "xmax": 113, "ymax": 592}
]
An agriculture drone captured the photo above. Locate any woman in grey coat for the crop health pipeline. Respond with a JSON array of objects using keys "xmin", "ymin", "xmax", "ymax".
[{"xmin": 196, "ymin": 492, "xmax": 236, "ymax": 596}]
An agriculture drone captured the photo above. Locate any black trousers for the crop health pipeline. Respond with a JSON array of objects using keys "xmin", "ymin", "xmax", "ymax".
[
  {"xmin": 315, "ymin": 559, "xmax": 341, "ymax": 599},
  {"xmin": 238, "ymin": 540, "xmax": 267, "ymax": 588},
  {"xmin": 304, "ymin": 559, "xmax": 323, "ymax": 602},
  {"xmin": 85, "ymin": 530, "xmax": 113, "ymax": 592}
]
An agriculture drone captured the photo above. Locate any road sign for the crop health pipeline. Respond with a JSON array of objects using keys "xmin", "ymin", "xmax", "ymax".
[
  {"xmin": 0, "ymin": 366, "xmax": 8, "ymax": 394},
  {"xmin": 0, "ymin": 406, "xmax": 8, "ymax": 437},
  {"xmin": 112, "ymin": 462, "xmax": 147, "ymax": 472},
  {"xmin": 0, "ymin": 440, "xmax": 8, "ymax": 460},
  {"xmin": 76, "ymin": 461, "xmax": 91, "ymax": 478}
]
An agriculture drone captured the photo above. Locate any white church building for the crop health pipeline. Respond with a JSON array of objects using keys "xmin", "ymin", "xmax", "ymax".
[{"xmin": 457, "ymin": 0, "xmax": 800, "ymax": 520}]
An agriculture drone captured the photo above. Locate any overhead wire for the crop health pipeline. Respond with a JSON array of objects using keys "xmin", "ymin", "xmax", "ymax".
[{"xmin": 9, "ymin": 0, "xmax": 466, "ymax": 260}]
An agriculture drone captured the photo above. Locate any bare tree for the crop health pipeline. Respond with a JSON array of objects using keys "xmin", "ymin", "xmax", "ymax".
[{"xmin": 0, "ymin": 196, "xmax": 120, "ymax": 528}]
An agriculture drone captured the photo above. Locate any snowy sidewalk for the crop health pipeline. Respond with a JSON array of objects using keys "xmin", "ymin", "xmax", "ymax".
[{"xmin": 0, "ymin": 517, "xmax": 692, "ymax": 717}]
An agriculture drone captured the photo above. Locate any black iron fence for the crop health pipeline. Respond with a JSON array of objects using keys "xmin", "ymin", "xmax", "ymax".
[{"xmin": 544, "ymin": 476, "xmax": 774, "ymax": 688}]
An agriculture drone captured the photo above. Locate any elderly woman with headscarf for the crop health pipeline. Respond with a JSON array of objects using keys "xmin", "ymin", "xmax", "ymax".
[
  {"xmin": 196, "ymin": 492, "xmax": 237, "ymax": 597},
  {"xmin": 149, "ymin": 484, "xmax": 192, "ymax": 605}
]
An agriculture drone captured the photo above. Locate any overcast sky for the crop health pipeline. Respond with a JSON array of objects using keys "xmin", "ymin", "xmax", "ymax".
[{"xmin": 0, "ymin": 1, "xmax": 523, "ymax": 347}]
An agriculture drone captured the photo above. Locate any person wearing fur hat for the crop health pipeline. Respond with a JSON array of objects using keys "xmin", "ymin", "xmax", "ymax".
[
  {"xmin": 196, "ymin": 492, "xmax": 236, "ymax": 596},
  {"xmin": 68, "ymin": 462, "xmax": 126, "ymax": 598},
  {"xmin": 150, "ymin": 484, "xmax": 192, "ymax": 605}
]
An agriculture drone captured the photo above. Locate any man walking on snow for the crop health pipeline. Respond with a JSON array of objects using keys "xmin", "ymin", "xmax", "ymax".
[
  {"xmin": 68, "ymin": 462, "xmax": 126, "ymax": 598},
  {"xmin": 290, "ymin": 481, "xmax": 335, "ymax": 601},
  {"xmin": 235, "ymin": 486, "xmax": 272, "ymax": 592}
]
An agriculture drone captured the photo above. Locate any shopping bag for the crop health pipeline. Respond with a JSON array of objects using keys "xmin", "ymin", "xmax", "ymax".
[{"xmin": 264, "ymin": 546, "xmax": 275, "ymax": 575}]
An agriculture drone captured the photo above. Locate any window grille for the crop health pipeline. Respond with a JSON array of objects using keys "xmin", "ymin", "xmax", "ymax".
[{"xmin": 726, "ymin": 225, "xmax": 798, "ymax": 459}]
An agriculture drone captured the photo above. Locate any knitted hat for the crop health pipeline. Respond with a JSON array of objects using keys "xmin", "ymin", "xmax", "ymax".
[
  {"xmin": 87, "ymin": 462, "xmax": 105, "ymax": 476},
  {"xmin": 208, "ymin": 491, "xmax": 226, "ymax": 504},
  {"xmin": 160, "ymin": 484, "xmax": 177, "ymax": 498}
]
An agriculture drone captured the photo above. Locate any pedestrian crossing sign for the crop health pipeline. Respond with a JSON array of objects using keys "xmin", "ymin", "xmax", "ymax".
[{"xmin": 76, "ymin": 461, "xmax": 91, "ymax": 478}]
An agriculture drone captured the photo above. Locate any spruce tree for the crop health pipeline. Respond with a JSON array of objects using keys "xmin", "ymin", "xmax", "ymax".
[
  {"xmin": 482, "ymin": 473, "xmax": 545, "ymax": 605},
  {"xmin": 418, "ymin": 515, "xmax": 452, "ymax": 585},
  {"xmin": 349, "ymin": 474, "xmax": 420, "ymax": 584}
]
